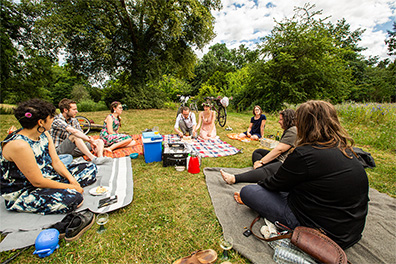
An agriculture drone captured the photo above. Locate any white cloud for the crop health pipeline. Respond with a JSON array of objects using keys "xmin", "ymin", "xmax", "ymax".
[{"xmin": 196, "ymin": 0, "xmax": 396, "ymax": 61}]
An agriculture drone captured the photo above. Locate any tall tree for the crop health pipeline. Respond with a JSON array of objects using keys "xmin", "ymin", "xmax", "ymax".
[
  {"xmin": 34, "ymin": 0, "xmax": 221, "ymax": 108},
  {"xmin": 385, "ymin": 22, "xmax": 396, "ymax": 56},
  {"xmin": 241, "ymin": 4, "xmax": 362, "ymax": 111}
]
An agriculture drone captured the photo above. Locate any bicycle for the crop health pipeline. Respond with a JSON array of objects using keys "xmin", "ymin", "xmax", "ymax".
[
  {"xmin": 76, "ymin": 115, "xmax": 91, "ymax": 134},
  {"xmin": 204, "ymin": 96, "xmax": 230, "ymax": 127},
  {"xmin": 176, "ymin": 95, "xmax": 198, "ymax": 117}
]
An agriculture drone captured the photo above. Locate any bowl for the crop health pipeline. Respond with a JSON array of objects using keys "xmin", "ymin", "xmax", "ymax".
[
  {"xmin": 175, "ymin": 166, "xmax": 185, "ymax": 172},
  {"xmin": 130, "ymin": 153, "xmax": 139, "ymax": 159}
]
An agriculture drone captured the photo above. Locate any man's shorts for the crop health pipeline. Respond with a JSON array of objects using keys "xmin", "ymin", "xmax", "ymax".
[{"xmin": 56, "ymin": 138, "xmax": 92, "ymax": 157}]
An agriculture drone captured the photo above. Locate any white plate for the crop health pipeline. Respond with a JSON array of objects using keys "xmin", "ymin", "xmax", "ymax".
[{"xmin": 89, "ymin": 186, "xmax": 110, "ymax": 196}]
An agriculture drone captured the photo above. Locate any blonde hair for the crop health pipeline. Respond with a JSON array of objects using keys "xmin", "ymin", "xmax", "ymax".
[{"xmin": 295, "ymin": 100, "xmax": 354, "ymax": 158}]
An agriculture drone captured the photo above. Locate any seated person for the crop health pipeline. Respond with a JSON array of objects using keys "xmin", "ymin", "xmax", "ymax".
[
  {"xmin": 50, "ymin": 98, "xmax": 111, "ymax": 165},
  {"xmin": 0, "ymin": 99, "xmax": 97, "ymax": 214},
  {"xmin": 100, "ymin": 101, "xmax": 136, "ymax": 152},
  {"xmin": 239, "ymin": 105, "xmax": 266, "ymax": 140},
  {"xmin": 221, "ymin": 109, "xmax": 296, "ymax": 184},
  {"xmin": 240, "ymin": 100, "xmax": 369, "ymax": 249},
  {"xmin": 194, "ymin": 102, "xmax": 217, "ymax": 140},
  {"xmin": 174, "ymin": 106, "xmax": 197, "ymax": 138}
]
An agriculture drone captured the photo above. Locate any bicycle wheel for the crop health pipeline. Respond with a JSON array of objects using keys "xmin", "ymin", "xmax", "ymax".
[
  {"xmin": 189, "ymin": 102, "xmax": 198, "ymax": 114},
  {"xmin": 217, "ymin": 106, "xmax": 227, "ymax": 127},
  {"xmin": 75, "ymin": 116, "xmax": 91, "ymax": 134}
]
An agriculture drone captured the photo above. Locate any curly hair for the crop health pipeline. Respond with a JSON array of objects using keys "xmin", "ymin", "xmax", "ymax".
[
  {"xmin": 14, "ymin": 98, "xmax": 56, "ymax": 129},
  {"xmin": 295, "ymin": 100, "xmax": 354, "ymax": 157},
  {"xmin": 279, "ymin": 109, "xmax": 296, "ymax": 130}
]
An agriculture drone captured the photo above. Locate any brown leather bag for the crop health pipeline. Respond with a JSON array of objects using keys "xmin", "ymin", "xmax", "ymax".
[{"xmin": 249, "ymin": 216, "xmax": 348, "ymax": 264}]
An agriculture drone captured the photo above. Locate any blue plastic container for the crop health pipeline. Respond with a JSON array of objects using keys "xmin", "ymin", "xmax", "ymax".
[
  {"xmin": 33, "ymin": 229, "xmax": 59, "ymax": 258},
  {"xmin": 142, "ymin": 134, "xmax": 162, "ymax": 163}
]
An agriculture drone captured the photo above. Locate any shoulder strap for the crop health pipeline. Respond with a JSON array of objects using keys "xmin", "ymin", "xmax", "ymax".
[{"xmin": 249, "ymin": 215, "xmax": 292, "ymax": 241}]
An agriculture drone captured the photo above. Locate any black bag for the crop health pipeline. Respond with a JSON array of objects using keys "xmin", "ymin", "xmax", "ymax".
[{"xmin": 352, "ymin": 147, "xmax": 376, "ymax": 168}]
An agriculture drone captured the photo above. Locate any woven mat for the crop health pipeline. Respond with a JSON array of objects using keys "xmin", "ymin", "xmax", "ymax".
[{"xmin": 163, "ymin": 134, "xmax": 240, "ymax": 158}]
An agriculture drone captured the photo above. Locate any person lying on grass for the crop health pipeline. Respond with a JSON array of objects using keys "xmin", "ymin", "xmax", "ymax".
[
  {"xmin": 239, "ymin": 100, "xmax": 369, "ymax": 249},
  {"xmin": 0, "ymin": 99, "xmax": 97, "ymax": 214},
  {"xmin": 221, "ymin": 109, "xmax": 297, "ymax": 185},
  {"xmin": 100, "ymin": 101, "xmax": 136, "ymax": 152}
]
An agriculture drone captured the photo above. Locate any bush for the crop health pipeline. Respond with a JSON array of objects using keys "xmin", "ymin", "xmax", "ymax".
[
  {"xmin": 77, "ymin": 100, "xmax": 108, "ymax": 112},
  {"xmin": 0, "ymin": 104, "xmax": 14, "ymax": 115}
]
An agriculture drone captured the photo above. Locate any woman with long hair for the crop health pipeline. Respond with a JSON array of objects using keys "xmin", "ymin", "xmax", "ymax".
[
  {"xmin": 100, "ymin": 101, "xmax": 135, "ymax": 152},
  {"xmin": 239, "ymin": 100, "xmax": 369, "ymax": 249},
  {"xmin": 195, "ymin": 102, "xmax": 217, "ymax": 140},
  {"xmin": 0, "ymin": 99, "xmax": 97, "ymax": 214}
]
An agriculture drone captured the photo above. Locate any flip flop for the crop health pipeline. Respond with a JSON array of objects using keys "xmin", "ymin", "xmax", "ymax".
[
  {"xmin": 173, "ymin": 249, "xmax": 217, "ymax": 264},
  {"xmin": 234, "ymin": 192, "xmax": 244, "ymax": 205}
]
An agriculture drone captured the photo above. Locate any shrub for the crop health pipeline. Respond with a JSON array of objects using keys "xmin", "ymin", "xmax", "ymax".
[{"xmin": 77, "ymin": 100, "xmax": 108, "ymax": 112}]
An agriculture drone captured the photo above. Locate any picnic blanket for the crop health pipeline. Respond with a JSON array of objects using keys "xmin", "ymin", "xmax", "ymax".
[
  {"xmin": 0, "ymin": 157, "xmax": 134, "ymax": 252},
  {"xmin": 204, "ymin": 167, "xmax": 396, "ymax": 264},
  {"xmin": 90, "ymin": 134, "xmax": 143, "ymax": 158},
  {"xmin": 163, "ymin": 134, "xmax": 241, "ymax": 158},
  {"xmin": 227, "ymin": 133, "xmax": 254, "ymax": 142}
]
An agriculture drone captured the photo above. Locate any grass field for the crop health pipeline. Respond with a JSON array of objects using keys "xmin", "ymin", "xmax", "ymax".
[{"xmin": 0, "ymin": 103, "xmax": 395, "ymax": 263}]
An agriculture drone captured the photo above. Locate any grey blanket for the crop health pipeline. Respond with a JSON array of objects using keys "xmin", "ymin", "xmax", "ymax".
[
  {"xmin": 0, "ymin": 157, "xmax": 133, "ymax": 252},
  {"xmin": 204, "ymin": 167, "xmax": 396, "ymax": 264}
]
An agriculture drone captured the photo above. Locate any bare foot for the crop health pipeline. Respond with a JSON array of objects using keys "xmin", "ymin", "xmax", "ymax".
[
  {"xmin": 104, "ymin": 147, "xmax": 112, "ymax": 153},
  {"xmin": 220, "ymin": 169, "xmax": 236, "ymax": 184},
  {"xmin": 234, "ymin": 192, "xmax": 244, "ymax": 205}
]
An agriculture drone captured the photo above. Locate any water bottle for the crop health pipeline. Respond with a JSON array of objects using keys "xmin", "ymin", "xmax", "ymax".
[
  {"xmin": 273, "ymin": 245, "xmax": 317, "ymax": 264},
  {"xmin": 275, "ymin": 131, "xmax": 280, "ymax": 141}
]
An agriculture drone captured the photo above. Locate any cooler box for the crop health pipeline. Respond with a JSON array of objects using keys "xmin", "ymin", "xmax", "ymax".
[
  {"xmin": 142, "ymin": 132, "xmax": 163, "ymax": 163},
  {"xmin": 162, "ymin": 142, "xmax": 192, "ymax": 167}
]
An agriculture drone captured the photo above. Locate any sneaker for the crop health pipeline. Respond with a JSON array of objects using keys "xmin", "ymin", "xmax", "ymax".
[
  {"xmin": 91, "ymin": 157, "xmax": 112, "ymax": 165},
  {"xmin": 50, "ymin": 212, "xmax": 78, "ymax": 239},
  {"xmin": 65, "ymin": 209, "xmax": 95, "ymax": 242}
]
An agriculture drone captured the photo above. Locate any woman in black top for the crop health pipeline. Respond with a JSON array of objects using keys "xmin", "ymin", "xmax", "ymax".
[{"xmin": 240, "ymin": 100, "xmax": 369, "ymax": 249}]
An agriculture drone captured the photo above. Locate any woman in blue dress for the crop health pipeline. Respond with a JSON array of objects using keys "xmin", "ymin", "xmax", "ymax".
[
  {"xmin": 0, "ymin": 99, "xmax": 97, "ymax": 214},
  {"xmin": 239, "ymin": 105, "xmax": 266, "ymax": 140}
]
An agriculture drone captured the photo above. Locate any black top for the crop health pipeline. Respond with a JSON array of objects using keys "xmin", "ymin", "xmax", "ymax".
[
  {"xmin": 259, "ymin": 145, "xmax": 369, "ymax": 249},
  {"xmin": 249, "ymin": 114, "xmax": 266, "ymax": 135}
]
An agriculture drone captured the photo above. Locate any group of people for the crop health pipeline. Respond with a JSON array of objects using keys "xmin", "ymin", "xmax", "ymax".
[
  {"xmin": 174, "ymin": 102, "xmax": 217, "ymax": 140},
  {"xmin": 0, "ymin": 98, "xmax": 135, "ymax": 214},
  {"xmin": 1, "ymin": 97, "xmax": 369, "ymax": 250},
  {"xmin": 220, "ymin": 100, "xmax": 369, "ymax": 250}
]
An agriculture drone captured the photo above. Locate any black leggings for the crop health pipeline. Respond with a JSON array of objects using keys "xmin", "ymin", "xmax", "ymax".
[{"xmin": 234, "ymin": 149, "xmax": 282, "ymax": 183}]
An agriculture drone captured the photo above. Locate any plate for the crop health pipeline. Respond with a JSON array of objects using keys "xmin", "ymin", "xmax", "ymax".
[{"xmin": 89, "ymin": 186, "xmax": 110, "ymax": 196}]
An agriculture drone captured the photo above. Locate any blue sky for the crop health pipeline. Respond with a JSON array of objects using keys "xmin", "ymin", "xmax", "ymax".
[{"xmin": 197, "ymin": 0, "xmax": 396, "ymax": 61}]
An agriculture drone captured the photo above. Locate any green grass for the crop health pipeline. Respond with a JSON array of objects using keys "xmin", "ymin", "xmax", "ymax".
[{"xmin": 0, "ymin": 105, "xmax": 395, "ymax": 263}]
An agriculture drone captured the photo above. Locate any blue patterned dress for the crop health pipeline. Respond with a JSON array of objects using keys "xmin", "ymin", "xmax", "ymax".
[{"xmin": 0, "ymin": 132, "xmax": 97, "ymax": 214}]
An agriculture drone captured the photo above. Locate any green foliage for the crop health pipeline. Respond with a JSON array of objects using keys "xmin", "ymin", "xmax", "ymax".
[
  {"xmin": 77, "ymin": 100, "xmax": 107, "ymax": 112},
  {"xmin": 157, "ymin": 75, "xmax": 190, "ymax": 102},
  {"xmin": 385, "ymin": 22, "xmax": 396, "ymax": 56},
  {"xmin": 71, "ymin": 84, "xmax": 91, "ymax": 103},
  {"xmin": 236, "ymin": 4, "xmax": 359, "ymax": 112}
]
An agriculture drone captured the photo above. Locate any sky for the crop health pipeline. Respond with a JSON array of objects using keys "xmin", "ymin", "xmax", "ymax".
[{"xmin": 196, "ymin": 0, "xmax": 396, "ymax": 61}]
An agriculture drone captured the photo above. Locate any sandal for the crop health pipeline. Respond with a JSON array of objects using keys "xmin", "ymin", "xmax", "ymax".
[
  {"xmin": 234, "ymin": 192, "xmax": 244, "ymax": 205},
  {"xmin": 173, "ymin": 249, "xmax": 217, "ymax": 264}
]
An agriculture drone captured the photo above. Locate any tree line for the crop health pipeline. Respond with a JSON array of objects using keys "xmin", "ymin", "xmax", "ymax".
[{"xmin": 1, "ymin": 1, "xmax": 395, "ymax": 112}]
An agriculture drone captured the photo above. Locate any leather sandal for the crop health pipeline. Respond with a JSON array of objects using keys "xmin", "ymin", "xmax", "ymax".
[{"xmin": 173, "ymin": 249, "xmax": 217, "ymax": 264}]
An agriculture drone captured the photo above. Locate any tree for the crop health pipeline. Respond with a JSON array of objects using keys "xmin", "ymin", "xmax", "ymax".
[
  {"xmin": 240, "ymin": 4, "xmax": 361, "ymax": 111},
  {"xmin": 34, "ymin": 0, "xmax": 221, "ymax": 108},
  {"xmin": 385, "ymin": 22, "xmax": 396, "ymax": 56}
]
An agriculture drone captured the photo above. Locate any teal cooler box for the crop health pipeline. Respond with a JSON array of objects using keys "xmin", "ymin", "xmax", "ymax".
[{"xmin": 142, "ymin": 132, "xmax": 163, "ymax": 163}]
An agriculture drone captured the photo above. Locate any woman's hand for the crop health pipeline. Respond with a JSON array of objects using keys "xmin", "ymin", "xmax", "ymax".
[
  {"xmin": 253, "ymin": 160, "xmax": 263, "ymax": 169},
  {"xmin": 70, "ymin": 183, "xmax": 84, "ymax": 194}
]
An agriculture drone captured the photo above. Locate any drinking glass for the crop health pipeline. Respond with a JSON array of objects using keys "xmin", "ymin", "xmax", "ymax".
[
  {"xmin": 219, "ymin": 235, "xmax": 233, "ymax": 260},
  {"xmin": 96, "ymin": 213, "xmax": 109, "ymax": 234}
]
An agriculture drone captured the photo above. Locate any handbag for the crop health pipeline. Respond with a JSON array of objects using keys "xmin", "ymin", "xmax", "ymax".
[{"xmin": 249, "ymin": 216, "xmax": 348, "ymax": 264}]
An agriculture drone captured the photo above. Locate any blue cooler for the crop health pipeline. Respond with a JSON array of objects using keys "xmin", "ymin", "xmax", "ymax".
[{"xmin": 142, "ymin": 132, "xmax": 163, "ymax": 163}]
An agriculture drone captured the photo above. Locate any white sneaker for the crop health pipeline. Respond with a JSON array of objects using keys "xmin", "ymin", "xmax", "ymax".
[{"xmin": 91, "ymin": 157, "xmax": 112, "ymax": 165}]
